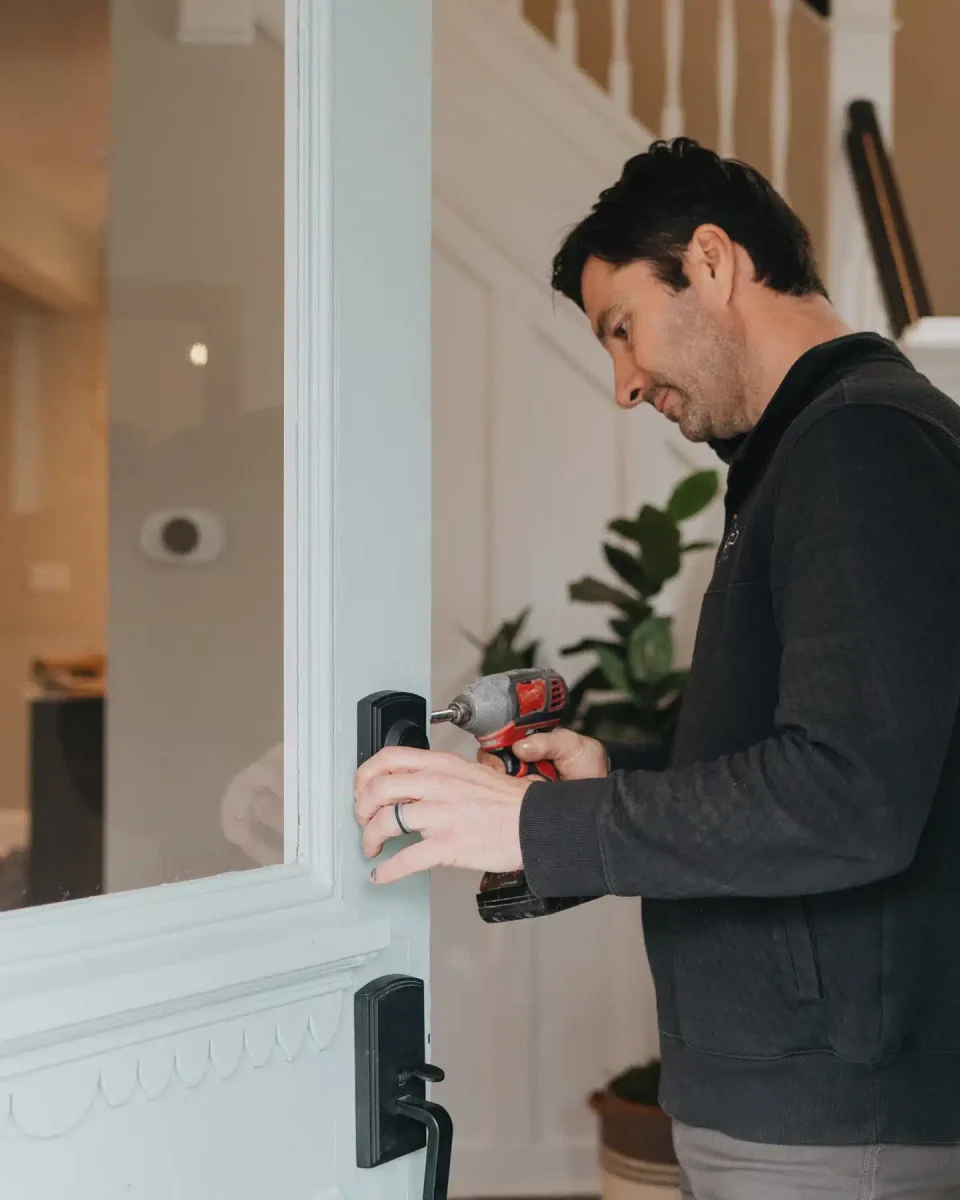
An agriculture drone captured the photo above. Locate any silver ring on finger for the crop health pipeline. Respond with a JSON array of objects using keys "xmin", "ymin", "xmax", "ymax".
[{"xmin": 394, "ymin": 802, "xmax": 413, "ymax": 836}]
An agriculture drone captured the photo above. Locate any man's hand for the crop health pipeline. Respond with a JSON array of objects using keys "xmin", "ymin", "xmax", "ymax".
[
  {"xmin": 478, "ymin": 727, "xmax": 609, "ymax": 780},
  {"xmin": 354, "ymin": 747, "xmax": 538, "ymax": 885}
]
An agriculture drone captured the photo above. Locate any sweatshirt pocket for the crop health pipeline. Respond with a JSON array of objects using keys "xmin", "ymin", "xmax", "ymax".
[
  {"xmin": 670, "ymin": 897, "xmax": 828, "ymax": 1057},
  {"xmin": 780, "ymin": 898, "xmax": 824, "ymax": 1002}
]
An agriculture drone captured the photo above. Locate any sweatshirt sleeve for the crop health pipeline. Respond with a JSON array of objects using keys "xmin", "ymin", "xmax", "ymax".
[
  {"xmin": 603, "ymin": 741, "xmax": 670, "ymax": 773},
  {"xmin": 520, "ymin": 404, "xmax": 960, "ymax": 900}
]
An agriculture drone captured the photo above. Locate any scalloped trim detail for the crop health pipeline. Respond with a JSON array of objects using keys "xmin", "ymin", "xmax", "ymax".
[{"xmin": 0, "ymin": 991, "xmax": 343, "ymax": 1140}]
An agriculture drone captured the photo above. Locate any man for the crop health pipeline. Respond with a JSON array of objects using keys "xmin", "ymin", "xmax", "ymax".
[{"xmin": 354, "ymin": 139, "xmax": 960, "ymax": 1197}]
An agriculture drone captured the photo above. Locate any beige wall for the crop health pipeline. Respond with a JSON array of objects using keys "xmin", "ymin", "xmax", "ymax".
[
  {"xmin": 0, "ymin": 299, "xmax": 106, "ymax": 814},
  {"xmin": 894, "ymin": 0, "xmax": 960, "ymax": 315}
]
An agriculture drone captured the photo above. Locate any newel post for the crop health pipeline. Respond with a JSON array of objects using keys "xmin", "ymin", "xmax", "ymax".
[{"xmin": 824, "ymin": 0, "xmax": 898, "ymax": 333}]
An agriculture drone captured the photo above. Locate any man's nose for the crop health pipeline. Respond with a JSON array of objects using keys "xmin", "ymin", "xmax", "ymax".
[{"xmin": 615, "ymin": 364, "xmax": 646, "ymax": 410}]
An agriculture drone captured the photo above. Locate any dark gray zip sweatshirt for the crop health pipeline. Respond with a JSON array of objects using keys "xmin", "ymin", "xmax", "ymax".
[{"xmin": 519, "ymin": 334, "xmax": 960, "ymax": 1145}]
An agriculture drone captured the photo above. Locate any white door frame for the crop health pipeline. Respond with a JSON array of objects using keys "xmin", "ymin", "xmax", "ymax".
[{"xmin": 0, "ymin": 2, "xmax": 432, "ymax": 1186}]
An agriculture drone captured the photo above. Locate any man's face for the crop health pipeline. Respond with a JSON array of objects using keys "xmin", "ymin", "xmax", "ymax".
[{"xmin": 581, "ymin": 254, "xmax": 747, "ymax": 442}]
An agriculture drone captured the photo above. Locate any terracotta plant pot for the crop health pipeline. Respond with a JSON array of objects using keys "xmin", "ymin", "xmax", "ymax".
[{"xmin": 589, "ymin": 1089, "xmax": 681, "ymax": 1199}]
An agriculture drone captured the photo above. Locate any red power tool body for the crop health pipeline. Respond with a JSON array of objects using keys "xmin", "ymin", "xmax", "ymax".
[
  {"xmin": 474, "ymin": 669, "xmax": 567, "ymax": 780},
  {"xmin": 432, "ymin": 668, "xmax": 593, "ymax": 922}
]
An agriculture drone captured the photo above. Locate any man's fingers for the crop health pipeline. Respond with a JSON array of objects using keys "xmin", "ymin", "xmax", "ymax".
[
  {"xmin": 355, "ymin": 745, "xmax": 486, "ymax": 798},
  {"xmin": 355, "ymin": 767, "xmax": 478, "ymax": 826},
  {"xmin": 510, "ymin": 732, "xmax": 552, "ymax": 761},
  {"xmin": 511, "ymin": 727, "xmax": 609, "ymax": 780},
  {"xmin": 512, "ymin": 729, "xmax": 582, "ymax": 763},
  {"xmin": 361, "ymin": 799, "xmax": 442, "ymax": 859},
  {"xmin": 477, "ymin": 749, "xmax": 506, "ymax": 774},
  {"xmin": 356, "ymin": 746, "xmax": 458, "ymax": 790},
  {"xmin": 371, "ymin": 837, "xmax": 446, "ymax": 886},
  {"xmin": 355, "ymin": 751, "xmax": 504, "ymax": 825}
]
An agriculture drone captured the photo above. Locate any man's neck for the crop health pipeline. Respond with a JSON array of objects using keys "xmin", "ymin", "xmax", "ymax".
[{"xmin": 742, "ymin": 293, "xmax": 853, "ymax": 428}]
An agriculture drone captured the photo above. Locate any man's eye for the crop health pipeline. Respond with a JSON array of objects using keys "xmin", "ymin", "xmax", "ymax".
[{"xmin": 613, "ymin": 323, "xmax": 628, "ymax": 341}]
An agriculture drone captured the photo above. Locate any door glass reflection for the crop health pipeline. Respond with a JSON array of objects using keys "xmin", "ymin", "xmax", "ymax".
[{"xmin": 0, "ymin": 0, "xmax": 285, "ymax": 910}]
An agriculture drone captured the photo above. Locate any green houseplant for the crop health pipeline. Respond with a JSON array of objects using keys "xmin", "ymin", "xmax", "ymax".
[
  {"xmin": 466, "ymin": 468, "xmax": 720, "ymax": 749},
  {"xmin": 463, "ymin": 607, "xmax": 540, "ymax": 676},
  {"xmin": 467, "ymin": 467, "xmax": 721, "ymax": 1197},
  {"xmin": 562, "ymin": 468, "xmax": 719, "ymax": 756}
]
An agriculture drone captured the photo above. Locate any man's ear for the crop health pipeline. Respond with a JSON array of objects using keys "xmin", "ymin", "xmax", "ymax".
[{"xmin": 686, "ymin": 224, "xmax": 736, "ymax": 301}]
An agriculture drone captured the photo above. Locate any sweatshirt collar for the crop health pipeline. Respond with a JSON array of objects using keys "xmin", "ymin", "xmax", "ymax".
[{"xmin": 711, "ymin": 332, "xmax": 914, "ymax": 515}]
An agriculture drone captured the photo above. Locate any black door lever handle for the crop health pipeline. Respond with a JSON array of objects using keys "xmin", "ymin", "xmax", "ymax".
[
  {"xmin": 399, "ymin": 1063, "xmax": 445, "ymax": 1087},
  {"xmin": 355, "ymin": 975, "xmax": 454, "ymax": 1200},
  {"xmin": 393, "ymin": 1095, "xmax": 453, "ymax": 1200}
]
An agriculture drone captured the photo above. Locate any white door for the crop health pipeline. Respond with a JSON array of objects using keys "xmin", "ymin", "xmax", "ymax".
[{"xmin": 0, "ymin": 2, "xmax": 435, "ymax": 1198}]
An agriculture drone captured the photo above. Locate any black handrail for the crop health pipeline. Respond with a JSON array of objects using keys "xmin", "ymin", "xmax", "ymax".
[{"xmin": 844, "ymin": 99, "xmax": 932, "ymax": 337}]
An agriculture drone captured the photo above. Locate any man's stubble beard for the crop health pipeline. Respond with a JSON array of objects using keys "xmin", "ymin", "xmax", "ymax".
[{"xmin": 666, "ymin": 306, "xmax": 747, "ymax": 444}]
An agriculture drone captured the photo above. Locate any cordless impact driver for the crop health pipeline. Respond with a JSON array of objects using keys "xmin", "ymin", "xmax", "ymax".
[{"xmin": 431, "ymin": 668, "xmax": 593, "ymax": 923}]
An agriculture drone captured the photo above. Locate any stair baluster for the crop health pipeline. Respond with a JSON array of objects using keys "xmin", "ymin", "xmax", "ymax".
[
  {"xmin": 661, "ymin": 0, "xmax": 685, "ymax": 139},
  {"xmin": 717, "ymin": 0, "xmax": 737, "ymax": 157},
  {"xmin": 556, "ymin": 0, "xmax": 578, "ymax": 65},
  {"xmin": 609, "ymin": 0, "xmax": 632, "ymax": 112},
  {"xmin": 771, "ymin": 0, "xmax": 793, "ymax": 197}
]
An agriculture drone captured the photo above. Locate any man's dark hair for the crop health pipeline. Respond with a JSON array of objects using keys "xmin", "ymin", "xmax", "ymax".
[{"xmin": 552, "ymin": 138, "xmax": 827, "ymax": 309}]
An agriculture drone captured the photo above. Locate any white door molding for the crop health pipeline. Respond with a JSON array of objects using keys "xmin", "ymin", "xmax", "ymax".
[{"xmin": 0, "ymin": 0, "xmax": 408, "ymax": 1182}]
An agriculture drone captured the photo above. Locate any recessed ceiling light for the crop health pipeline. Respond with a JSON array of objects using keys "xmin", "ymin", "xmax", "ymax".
[{"xmin": 189, "ymin": 342, "xmax": 209, "ymax": 367}]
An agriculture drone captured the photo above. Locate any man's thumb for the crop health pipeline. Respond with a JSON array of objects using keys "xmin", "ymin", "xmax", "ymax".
[{"xmin": 512, "ymin": 731, "xmax": 560, "ymax": 763}]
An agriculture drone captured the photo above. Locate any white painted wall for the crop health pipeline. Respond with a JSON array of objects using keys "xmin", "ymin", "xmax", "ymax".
[
  {"xmin": 900, "ymin": 318, "xmax": 960, "ymax": 403},
  {"xmin": 430, "ymin": 6, "xmax": 722, "ymax": 1194}
]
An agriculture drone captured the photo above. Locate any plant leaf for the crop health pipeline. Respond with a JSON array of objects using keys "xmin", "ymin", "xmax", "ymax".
[
  {"xmin": 628, "ymin": 615, "xmax": 674, "ymax": 682},
  {"xmin": 681, "ymin": 540, "xmax": 716, "ymax": 553},
  {"xmin": 608, "ymin": 517, "xmax": 641, "ymax": 543},
  {"xmin": 501, "ymin": 606, "xmax": 531, "ymax": 643},
  {"xmin": 653, "ymin": 669, "xmax": 688, "ymax": 698},
  {"xmin": 579, "ymin": 701, "xmax": 666, "ymax": 743},
  {"xmin": 565, "ymin": 666, "xmax": 610, "ymax": 722},
  {"xmin": 597, "ymin": 646, "xmax": 632, "ymax": 694},
  {"xmin": 603, "ymin": 543, "xmax": 651, "ymax": 595},
  {"xmin": 569, "ymin": 576, "xmax": 644, "ymax": 614},
  {"xmin": 633, "ymin": 506, "xmax": 682, "ymax": 589},
  {"xmin": 609, "ymin": 616, "xmax": 636, "ymax": 640},
  {"xmin": 466, "ymin": 608, "xmax": 539, "ymax": 675},
  {"xmin": 560, "ymin": 637, "xmax": 620, "ymax": 657},
  {"xmin": 578, "ymin": 700, "xmax": 649, "ymax": 737},
  {"xmin": 667, "ymin": 469, "xmax": 719, "ymax": 521},
  {"xmin": 480, "ymin": 638, "xmax": 539, "ymax": 675}
]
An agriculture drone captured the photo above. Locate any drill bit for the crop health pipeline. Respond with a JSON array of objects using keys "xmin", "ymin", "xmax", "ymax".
[{"xmin": 430, "ymin": 701, "xmax": 473, "ymax": 726}]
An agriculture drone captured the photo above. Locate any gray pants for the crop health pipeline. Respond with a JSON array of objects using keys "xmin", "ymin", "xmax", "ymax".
[{"xmin": 674, "ymin": 1121, "xmax": 960, "ymax": 1199}]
